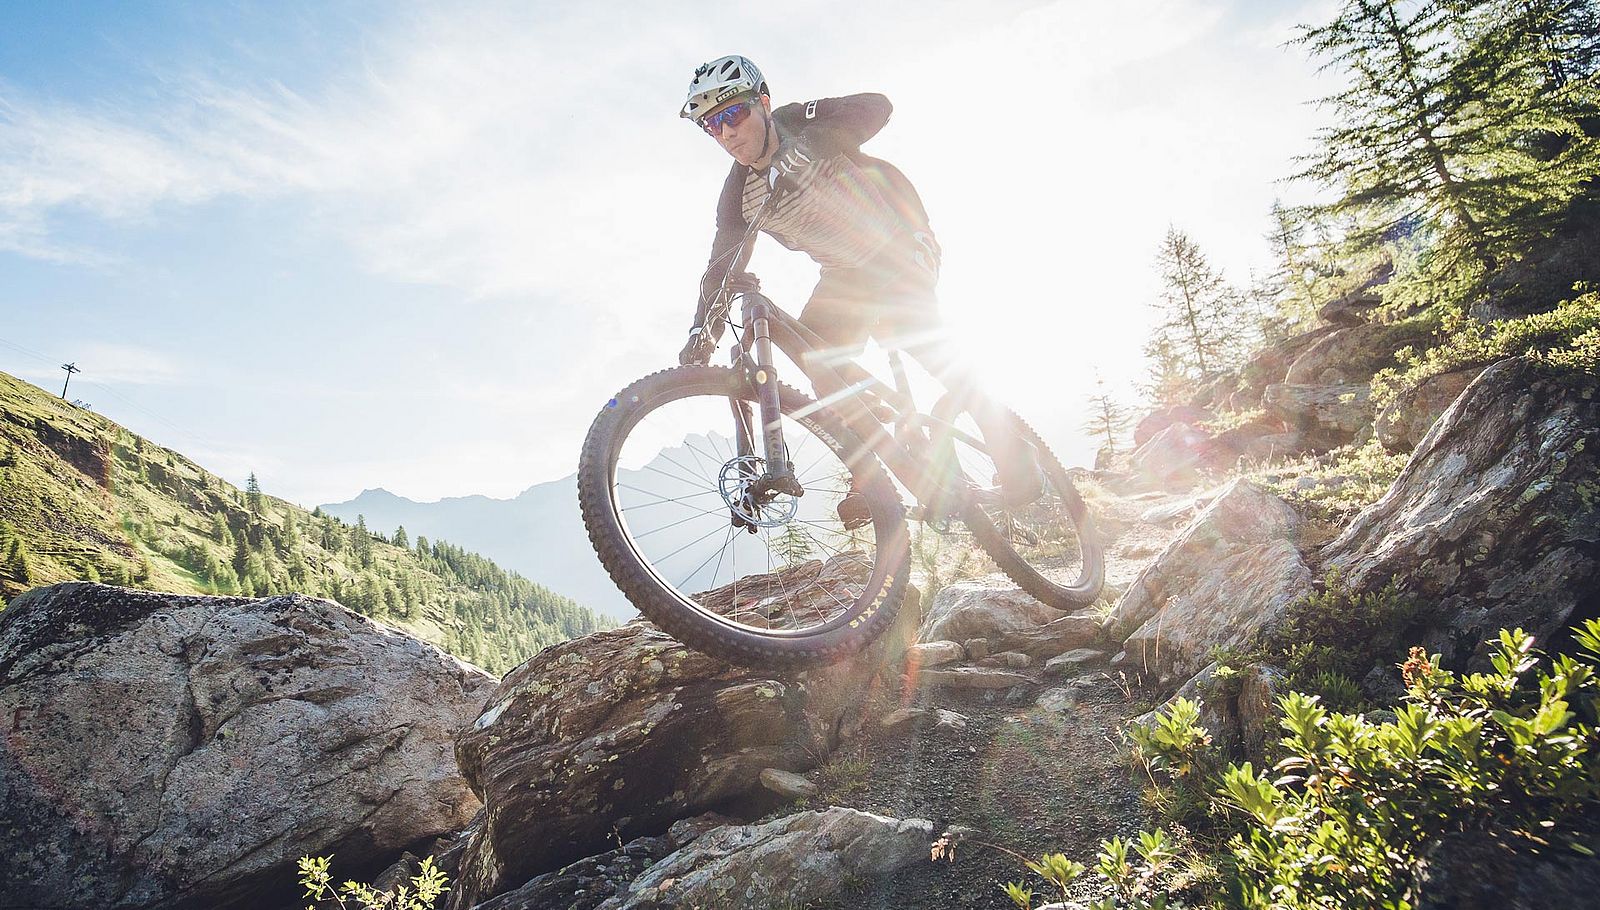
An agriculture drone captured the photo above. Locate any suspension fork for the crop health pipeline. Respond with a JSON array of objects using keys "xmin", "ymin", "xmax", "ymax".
[{"xmin": 739, "ymin": 292, "xmax": 803, "ymax": 495}]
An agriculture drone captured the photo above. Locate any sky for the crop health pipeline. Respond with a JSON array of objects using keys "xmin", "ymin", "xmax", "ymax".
[{"xmin": 1, "ymin": 0, "xmax": 1339, "ymax": 507}]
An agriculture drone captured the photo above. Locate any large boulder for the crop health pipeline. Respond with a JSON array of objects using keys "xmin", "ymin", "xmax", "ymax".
[
  {"xmin": 1284, "ymin": 324, "xmax": 1395, "ymax": 385},
  {"xmin": 918, "ymin": 582, "xmax": 1097, "ymax": 658},
  {"xmin": 0, "ymin": 583, "xmax": 493, "ymax": 910},
  {"xmin": 1263, "ymin": 382, "xmax": 1374, "ymax": 448},
  {"xmin": 1108, "ymin": 480, "xmax": 1313, "ymax": 686},
  {"xmin": 1372, "ymin": 367, "xmax": 1486, "ymax": 451},
  {"xmin": 1322, "ymin": 359, "xmax": 1600, "ymax": 670},
  {"xmin": 1134, "ymin": 405, "xmax": 1214, "ymax": 447},
  {"xmin": 598, "ymin": 808, "xmax": 934, "ymax": 909},
  {"xmin": 447, "ymin": 557, "xmax": 919, "ymax": 909},
  {"xmin": 1129, "ymin": 422, "xmax": 1213, "ymax": 489}
]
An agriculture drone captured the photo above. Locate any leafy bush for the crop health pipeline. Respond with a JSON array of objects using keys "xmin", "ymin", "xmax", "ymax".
[
  {"xmin": 1002, "ymin": 831, "xmax": 1180, "ymax": 910},
  {"xmin": 1371, "ymin": 291, "xmax": 1600, "ymax": 408},
  {"xmin": 1222, "ymin": 622, "xmax": 1600, "ymax": 908},
  {"xmin": 1262, "ymin": 575, "xmax": 1421, "ymax": 708},
  {"xmin": 297, "ymin": 854, "xmax": 448, "ymax": 910}
]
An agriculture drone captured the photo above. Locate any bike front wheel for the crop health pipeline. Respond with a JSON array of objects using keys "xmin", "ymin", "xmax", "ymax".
[
  {"xmin": 578, "ymin": 365, "xmax": 910, "ymax": 668},
  {"xmin": 928, "ymin": 400, "xmax": 1105, "ymax": 609}
]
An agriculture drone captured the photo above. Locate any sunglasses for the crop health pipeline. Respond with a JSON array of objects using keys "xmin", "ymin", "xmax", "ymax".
[{"xmin": 698, "ymin": 100, "xmax": 755, "ymax": 136}]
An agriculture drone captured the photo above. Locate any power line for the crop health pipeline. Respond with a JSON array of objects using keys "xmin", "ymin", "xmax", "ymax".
[
  {"xmin": 60, "ymin": 362, "xmax": 80, "ymax": 398},
  {"xmin": 0, "ymin": 335, "xmax": 225, "ymax": 457}
]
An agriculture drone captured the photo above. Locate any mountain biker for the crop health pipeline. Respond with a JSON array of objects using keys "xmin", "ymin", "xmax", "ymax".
[{"xmin": 675, "ymin": 55, "xmax": 1041, "ymax": 517}]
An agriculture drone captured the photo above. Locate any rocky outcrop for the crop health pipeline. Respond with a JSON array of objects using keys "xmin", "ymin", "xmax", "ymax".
[
  {"xmin": 1134, "ymin": 406, "xmax": 1213, "ymax": 447},
  {"xmin": 599, "ymin": 808, "xmax": 933, "ymax": 909},
  {"xmin": 1372, "ymin": 367, "xmax": 1485, "ymax": 451},
  {"xmin": 1108, "ymin": 480, "xmax": 1313, "ymax": 686},
  {"xmin": 1263, "ymin": 382, "xmax": 1374, "ymax": 448},
  {"xmin": 447, "ymin": 557, "xmax": 920, "ymax": 909},
  {"xmin": 0, "ymin": 583, "xmax": 493, "ymax": 910},
  {"xmin": 1129, "ymin": 422, "xmax": 1212, "ymax": 488},
  {"xmin": 1322, "ymin": 359, "xmax": 1600, "ymax": 670},
  {"xmin": 918, "ymin": 581, "xmax": 1097, "ymax": 659}
]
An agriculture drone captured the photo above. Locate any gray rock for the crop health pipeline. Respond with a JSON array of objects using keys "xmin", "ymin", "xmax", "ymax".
[
  {"xmin": 980, "ymin": 650, "xmax": 1032, "ymax": 668},
  {"xmin": 0, "ymin": 583, "xmax": 493, "ymax": 910},
  {"xmin": 1323, "ymin": 359, "xmax": 1600, "ymax": 672},
  {"xmin": 877, "ymin": 707, "xmax": 928, "ymax": 734},
  {"xmin": 1045, "ymin": 648, "xmax": 1107, "ymax": 674},
  {"xmin": 1373, "ymin": 367, "xmax": 1485, "ymax": 451},
  {"xmin": 1263, "ymin": 382, "xmax": 1374, "ymax": 447},
  {"xmin": 917, "ymin": 666, "xmax": 1036, "ymax": 689},
  {"xmin": 1129, "ymin": 422, "xmax": 1212, "ymax": 489},
  {"xmin": 933, "ymin": 708, "xmax": 970, "ymax": 731},
  {"xmin": 963, "ymin": 637, "xmax": 993, "ymax": 660},
  {"xmin": 1316, "ymin": 262, "xmax": 1392, "ymax": 326},
  {"xmin": 759, "ymin": 768, "xmax": 818, "ymax": 800},
  {"xmin": 920, "ymin": 582, "xmax": 1065, "ymax": 644},
  {"xmin": 1134, "ymin": 405, "xmax": 1214, "ymax": 447},
  {"xmin": 598, "ymin": 808, "xmax": 934, "ymax": 909},
  {"xmin": 447, "ymin": 558, "xmax": 921, "ymax": 909},
  {"xmin": 1108, "ymin": 480, "xmax": 1313, "ymax": 686},
  {"xmin": 906, "ymin": 639, "xmax": 965, "ymax": 668}
]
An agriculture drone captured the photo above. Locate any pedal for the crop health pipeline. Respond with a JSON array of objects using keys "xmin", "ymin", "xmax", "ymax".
[{"xmin": 836, "ymin": 492, "xmax": 872, "ymax": 530}]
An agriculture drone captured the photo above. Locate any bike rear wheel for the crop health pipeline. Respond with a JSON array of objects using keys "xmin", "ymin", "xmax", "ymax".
[
  {"xmin": 578, "ymin": 365, "xmax": 910, "ymax": 668},
  {"xmin": 929, "ymin": 400, "xmax": 1105, "ymax": 608}
]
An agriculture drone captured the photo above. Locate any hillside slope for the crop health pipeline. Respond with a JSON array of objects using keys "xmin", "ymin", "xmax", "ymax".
[{"xmin": 0, "ymin": 370, "xmax": 608, "ymax": 674}]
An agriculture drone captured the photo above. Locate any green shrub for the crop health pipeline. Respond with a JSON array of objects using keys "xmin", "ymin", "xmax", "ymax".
[
  {"xmin": 297, "ymin": 854, "xmax": 447, "ymax": 910},
  {"xmin": 1263, "ymin": 575, "xmax": 1420, "ymax": 707},
  {"xmin": 1371, "ymin": 291, "xmax": 1600, "ymax": 408},
  {"xmin": 1222, "ymin": 623, "xmax": 1600, "ymax": 908},
  {"xmin": 1259, "ymin": 438, "xmax": 1411, "ymax": 518},
  {"xmin": 1002, "ymin": 832, "xmax": 1179, "ymax": 910}
]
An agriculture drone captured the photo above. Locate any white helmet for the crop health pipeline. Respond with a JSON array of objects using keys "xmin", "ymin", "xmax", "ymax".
[{"xmin": 679, "ymin": 55, "xmax": 767, "ymax": 121}]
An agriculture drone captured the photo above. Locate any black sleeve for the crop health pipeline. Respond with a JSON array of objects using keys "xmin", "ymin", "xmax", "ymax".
[
  {"xmin": 774, "ymin": 93, "xmax": 892, "ymax": 156},
  {"xmin": 693, "ymin": 164, "xmax": 753, "ymax": 327}
]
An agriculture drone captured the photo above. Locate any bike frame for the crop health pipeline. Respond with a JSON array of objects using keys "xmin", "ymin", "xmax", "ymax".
[{"xmin": 702, "ymin": 180, "xmax": 990, "ymax": 516}]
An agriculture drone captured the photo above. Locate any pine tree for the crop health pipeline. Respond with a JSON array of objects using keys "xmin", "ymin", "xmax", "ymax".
[
  {"xmin": 245, "ymin": 472, "xmax": 264, "ymax": 514},
  {"xmin": 393, "ymin": 525, "xmax": 409, "ymax": 550},
  {"xmin": 1294, "ymin": 0, "xmax": 1600, "ymax": 280},
  {"xmin": 1141, "ymin": 336, "xmax": 1193, "ymax": 409},
  {"xmin": 773, "ymin": 522, "xmax": 815, "ymax": 568},
  {"xmin": 1082, "ymin": 380, "xmax": 1132, "ymax": 457},
  {"xmin": 1150, "ymin": 227, "xmax": 1242, "ymax": 377}
]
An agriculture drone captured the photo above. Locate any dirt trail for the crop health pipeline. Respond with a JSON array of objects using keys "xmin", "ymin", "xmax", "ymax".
[{"xmin": 804, "ymin": 486, "xmax": 1193, "ymax": 909}]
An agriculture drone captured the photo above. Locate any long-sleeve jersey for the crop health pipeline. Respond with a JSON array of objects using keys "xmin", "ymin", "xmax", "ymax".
[{"xmin": 693, "ymin": 93, "xmax": 935, "ymax": 327}]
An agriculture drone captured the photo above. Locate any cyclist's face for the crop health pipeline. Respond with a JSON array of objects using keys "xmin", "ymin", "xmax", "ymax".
[{"xmin": 705, "ymin": 94, "xmax": 773, "ymax": 167}]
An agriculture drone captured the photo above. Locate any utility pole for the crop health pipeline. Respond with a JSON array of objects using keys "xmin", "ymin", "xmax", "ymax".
[{"xmin": 60, "ymin": 363, "xmax": 80, "ymax": 399}]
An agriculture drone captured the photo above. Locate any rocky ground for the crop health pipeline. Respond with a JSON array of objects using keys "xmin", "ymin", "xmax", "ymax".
[{"xmin": 790, "ymin": 490, "xmax": 1195, "ymax": 908}]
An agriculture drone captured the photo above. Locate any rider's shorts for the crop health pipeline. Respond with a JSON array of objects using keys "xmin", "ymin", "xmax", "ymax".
[{"xmin": 799, "ymin": 229, "xmax": 942, "ymax": 354}]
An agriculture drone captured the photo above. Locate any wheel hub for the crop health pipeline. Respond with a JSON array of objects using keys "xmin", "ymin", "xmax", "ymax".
[{"xmin": 718, "ymin": 455, "xmax": 799, "ymax": 528}]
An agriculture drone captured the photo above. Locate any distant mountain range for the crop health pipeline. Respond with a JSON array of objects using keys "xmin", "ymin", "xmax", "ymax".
[
  {"xmin": 321, "ymin": 430, "xmax": 841, "ymax": 621},
  {"xmin": 323, "ymin": 471, "xmax": 629, "ymax": 617}
]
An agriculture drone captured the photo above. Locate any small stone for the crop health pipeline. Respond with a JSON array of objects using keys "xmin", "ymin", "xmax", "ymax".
[
  {"xmin": 1044, "ymin": 648, "xmax": 1107, "ymax": 675},
  {"xmin": 932, "ymin": 709, "xmax": 968, "ymax": 731},
  {"xmin": 963, "ymin": 638, "xmax": 992, "ymax": 660},
  {"xmin": 979, "ymin": 651, "xmax": 1031, "ymax": 669},
  {"xmin": 877, "ymin": 707, "xmax": 928, "ymax": 734},
  {"xmin": 906, "ymin": 640, "xmax": 965, "ymax": 668},
  {"xmin": 1036, "ymin": 687, "xmax": 1079, "ymax": 714},
  {"xmin": 917, "ymin": 667, "xmax": 1035, "ymax": 690},
  {"xmin": 758, "ymin": 768, "xmax": 817, "ymax": 800}
]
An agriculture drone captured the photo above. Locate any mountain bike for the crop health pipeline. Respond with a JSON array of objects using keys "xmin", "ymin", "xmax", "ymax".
[{"xmin": 578, "ymin": 189, "xmax": 1103, "ymax": 668}]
